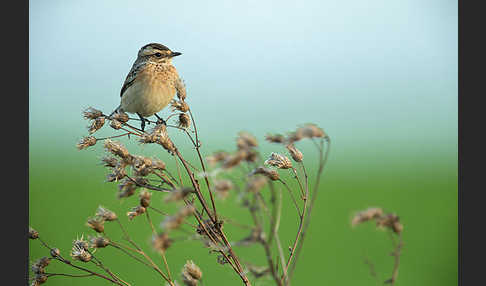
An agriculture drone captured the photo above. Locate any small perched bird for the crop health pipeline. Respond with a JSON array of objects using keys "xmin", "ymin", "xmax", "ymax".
[{"xmin": 112, "ymin": 43, "xmax": 185, "ymax": 131}]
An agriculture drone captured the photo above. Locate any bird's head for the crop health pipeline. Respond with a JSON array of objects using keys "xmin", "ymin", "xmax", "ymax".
[{"xmin": 137, "ymin": 43, "xmax": 182, "ymax": 64}]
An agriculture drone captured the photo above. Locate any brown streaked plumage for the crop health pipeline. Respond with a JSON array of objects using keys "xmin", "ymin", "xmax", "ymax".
[{"xmin": 114, "ymin": 43, "xmax": 184, "ymax": 131}]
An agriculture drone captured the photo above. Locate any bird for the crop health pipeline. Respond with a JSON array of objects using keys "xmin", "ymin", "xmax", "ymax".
[{"xmin": 111, "ymin": 43, "xmax": 185, "ymax": 131}]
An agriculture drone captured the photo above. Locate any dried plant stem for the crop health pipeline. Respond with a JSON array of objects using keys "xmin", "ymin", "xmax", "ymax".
[
  {"xmin": 288, "ymin": 137, "xmax": 330, "ymax": 279},
  {"xmin": 388, "ymin": 233, "xmax": 403, "ymax": 285},
  {"xmin": 89, "ymin": 252, "xmax": 131, "ymax": 286},
  {"xmin": 278, "ymin": 179, "xmax": 301, "ymax": 216}
]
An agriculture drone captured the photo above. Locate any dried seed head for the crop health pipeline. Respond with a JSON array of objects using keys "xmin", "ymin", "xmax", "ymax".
[
  {"xmin": 251, "ymin": 167, "xmax": 280, "ymax": 181},
  {"xmin": 34, "ymin": 273, "xmax": 48, "ymax": 284},
  {"xmin": 214, "ymin": 180, "xmax": 233, "ymax": 199},
  {"xmin": 140, "ymin": 124, "xmax": 176, "ymax": 153},
  {"xmin": 127, "ymin": 206, "xmax": 146, "ymax": 220},
  {"xmin": 206, "ymin": 151, "xmax": 229, "ymax": 167},
  {"xmin": 265, "ymin": 133, "xmax": 285, "ymax": 144},
  {"xmin": 96, "ymin": 206, "xmax": 117, "ymax": 221},
  {"xmin": 183, "ymin": 260, "xmax": 202, "ymax": 282},
  {"xmin": 351, "ymin": 208, "xmax": 384, "ymax": 227},
  {"xmin": 139, "ymin": 189, "xmax": 152, "ymax": 207},
  {"xmin": 104, "ymin": 139, "xmax": 131, "ymax": 159},
  {"xmin": 77, "ymin": 136, "xmax": 97, "ymax": 150},
  {"xmin": 86, "ymin": 216, "xmax": 105, "ymax": 233},
  {"xmin": 161, "ymin": 205, "xmax": 195, "ymax": 231},
  {"xmin": 101, "ymin": 156, "xmax": 118, "ymax": 168},
  {"xmin": 117, "ymin": 178, "xmax": 137, "ymax": 198},
  {"xmin": 171, "ymin": 99, "xmax": 190, "ymax": 112},
  {"xmin": 236, "ymin": 131, "xmax": 258, "ymax": 150},
  {"xmin": 29, "ymin": 227, "xmax": 39, "ymax": 239},
  {"xmin": 222, "ymin": 150, "xmax": 246, "ymax": 169},
  {"xmin": 164, "ymin": 187, "xmax": 194, "ymax": 203},
  {"xmin": 264, "ymin": 152, "xmax": 293, "ymax": 169},
  {"xmin": 288, "ymin": 124, "xmax": 327, "ymax": 143},
  {"xmin": 88, "ymin": 116, "xmax": 105, "ymax": 134},
  {"xmin": 177, "ymin": 113, "xmax": 191, "ymax": 129},
  {"xmin": 246, "ymin": 176, "xmax": 267, "ymax": 193},
  {"xmin": 286, "ymin": 144, "xmax": 303, "ymax": 162},
  {"xmin": 176, "ymin": 78, "xmax": 187, "ymax": 100},
  {"xmin": 83, "ymin": 107, "xmax": 103, "ymax": 120},
  {"xmin": 71, "ymin": 237, "xmax": 92, "ymax": 262},
  {"xmin": 113, "ymin": 111, "xmax": 129, "ymax": 123},
  {"xmin": 152, "ymin": 232, "xmax": 172, "ymax": 251},
  {"xmin": 241, "ymin": 149, "xmax": 259, "ymax": 163},
  {"xmin": 50, "ymin": 248, "xmax": 60, "ymax": 258},
  {"xmin": 106, "ymin": 164, "xmax": 127, "ymax": 182},
  {"xmin": 132, "ymin": 156, "xmax": 153, "ymax": 176},
  {"xmin": 32, "ymin": 257, "xmax": 50, "ymax": 274},
  {"xmin": 90, "ymin": 236, "xmax": 110, "ymax": 248},
  {"xmin": 376, "ymin": 213, "xmax": 403, "ymax": 234},
  {"xmin": 109, "ymin": 119, "xmax": 123, "ymax": 130}
]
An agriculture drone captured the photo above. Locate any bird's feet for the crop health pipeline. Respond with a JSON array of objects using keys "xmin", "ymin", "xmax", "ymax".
[
  {"xmin": 154, "ymin": 113, "xmax": 167, "ymax": 126},
  {"xmin": 137, "ymin": 113, "xmax": 147, "ymax": 132}
]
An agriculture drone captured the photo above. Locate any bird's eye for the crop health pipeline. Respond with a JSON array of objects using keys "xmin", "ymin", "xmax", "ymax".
[{"xmin": 155, "ymin": 52, "xmax": 162, "ymax": 57}]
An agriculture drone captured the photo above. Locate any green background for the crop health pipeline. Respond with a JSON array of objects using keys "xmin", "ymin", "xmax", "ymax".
[{"xmin": 29, "ymin": 0, "xmax": 457, "ymax": 285}]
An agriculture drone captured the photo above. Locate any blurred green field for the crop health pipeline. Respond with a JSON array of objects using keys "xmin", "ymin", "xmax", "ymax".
[{"xmin": 29, "ymin": 132, "xmax": 457, "ymax": 285}]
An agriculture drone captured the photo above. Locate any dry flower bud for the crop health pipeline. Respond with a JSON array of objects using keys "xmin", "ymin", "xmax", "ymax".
[
  {"xmin": 288, "ymin": 124, "xmax": 327, "ymax": 143},
  {"xmin": 96, "ymin": 206, "xmax": 117, "ymax": 221},
  {"xmin": 77, "ymin": 136, "xmax": 97, "ymax": 150},
  {"xmin": 109, "ymin": 119, "xmax": 123, "ymax": 130},
  {"xmin": 71, "ymin": 237, "xmax": 92, "ymax": 262},
  {"xmin": 127, "ymin": 206, "xmax": 146, "ymax": 220},
  {"xmin": 106, "ymin": 165, "xmax": 126, "ymax": 182},
  {"xmin": 139, "ymin": 189, "xmax": 152, "ymax": 207},
  {"xmin": 152, "ymin": 159, "xmax": 166, "ymax": 170},
  {"xmin": 206, "ymin": 151, "xmax": 229, "ymax": 166},
  {"xmin": 214, "ymin": 180, "xmax": 233, "ymax": 199},
  {"xmin": 161, "ymin": 205, "xmax": 195, "ymax": 231},
  {"xmin": 152, "ymin": 232, "xmax": 172, "ymax": 251},
  {"xmin": 351, "ymin": 207, "xmax": 384, "ymax": 226},
  {"xmin": 171, "ymin": 99, "xmax": 190, "ymax": 112},
  {"xmin": 101, "ymin": 156, "xmax": 118, "ymax": 168},
  {"xmin": 265, "ymin": 133, "xmax": 285, "ymax": 144},
  {"xmin": 104, "ymin": 139, "xmax": 131, "ymax": 159},
  {"xmin": 222, "ymin": 150, "xmax": 246, "ymax": 169},
  {"xmin": 133, "ymin": 156, "xmax": 153, "ymax": 176},
  {"xmin": 251, "ymin": 167, "xmax": 280, "ymax": 181},
  {"xmin": 286, "ymin": 144, "xmax": 303, "ymax": 162},
  {"xmin": 86, "ymin": 216, "xmax": 105, "ymax": 233},
  {"xmin": 164, "ymin": 187, "xmax": 194, "ymax": 203},
  {"xmin": 50, "ymin": 248, "xmax": 60, "ymax": 258},
  {"xmin": 176, "ymin": 78, "xmax": 187, "ymax": 100},
  {"xmin": 376, "ymin": 213, "xmax": 403, "ymax": 234},
  {"xmin": 113, "ymin": 111, "xmax": 129, "ymax": 123},
  {"xmin": 90, "ymin": 236, "xmax": 110, "ymax": 248},
  {"xmin": 88, "ymin": 116, "xmax": 106, "ymax": 134},
  {"xmin": 236, "ymin": 131, "xmax": 258, "ymax": 150},
  {"xmin": 182, "ymin": 260, "xmax": 202, "ymax": 285},
  {"xmin": 29, "ymin": 227, "xmax": 39, "ymax": 239},
  {"xmin": 34, "ymin": 274, "xmax": 48, "ymax": 284},
  {"xmin": 264, "ymin": 152, "xmax": 293, "ymax": 169},
  {"xmin": 177, "ymin": 113, "xmax": 191, "ymax": 129},
  {"xmin": 117, "ymin": 178, "xmax": 137, "ymax": 198},
  {"xmin": 83, "ymin": 107, "xmax": 103, "ymax": 120},
  {"xmin": 246, "ymin": 176, "xmax": 267, "ymax": 193}
]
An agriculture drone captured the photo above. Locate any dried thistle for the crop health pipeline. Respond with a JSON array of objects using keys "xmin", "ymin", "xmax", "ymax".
[
  {"xmin": 104, "ymin": 139, "xmax": 131, "ymax": 160},
  {"xmin": 117, "ymin": 178, "xmax": 137, "ymax": 198},
  {"xmin": 214, "ymin": 179, "xmax": 233, "ymax": 199},
  {"xmin": 288, "ymin": 124, "xmax": 327, "ymax": 143},
  {"xmin": 113, "ymin": 111, "xmax": 129, "ymax": 123},
  {"xmin": 106, "ymin": 164, "xmax": 127, "ymax": 182},
  {"xmin": 286, "ymin": 144, "xmax": 303, "ymax": 162},
  {"xmin": 71, "ymin": 236, "xmax": 92, "ymax": 262},
  {"xmin": 86, "ymin": 216, "xmax": 105, "ymax": 233},
  {"xmin": 237, "ymin": 131, "xmax": 258, "ymax": 150},
  {"xmin": 161, "ymin": 205, "xmax": 195, "ymax": 231},
  {"xmin": 29, "ymin": 226, "xmax": 39, "ymax": 239},
  {"xmin": 376, "ymin": 213, "xmax": 403, "ymax": 234},
  {"xmin": 182, "ymin": 260, "xmax": 202, "ymax": 286},
  {"xmin": 171, "ymin": 99, "xmax": 190, "ymax": 112},
  {"xmin": 251, "ymin": 167, "xmax": 280, "ymax": 181},
  {"xmin": 83, "ymin": 107, "xmax": 103, "ymax": 120},
  {"xmin": 132, "ymin": 155, "xmax": 153, "ymax": 176},
  {"xmin": 101, "ymin": 156, "xmax": 118, "ymax": 168},
  {"xmin": 264, "ymin": 152, "xmax": 293, "ymax": 169},
  {"xmin": 50, "ymin": 248, "xmax": 60, "ymax": 258},
  {"xmin": 139, "ymin": 189, "xmax": 152, "ymax": 207},
  {"xmin": 265, "ymin": 133, "xmax": 285, "ymax": 144},
  {"xmin": 152, "ymin": 232, "xmax": 172, "ymax": 252},
  {"xmin": 176, "ymin": 78, "xmax": 187, "ymax": 100},
  {"xmin": 96, "ymin": 206, "xmax": 117, "ymax": 221},
  {"xmin": 127, "ymin": 206, "xmax": 146, "ymax": 220},
  {"xmin": 109, "ymin": 119, "xmax": 123, "ymax": 130},
  {"xmin": 206, "ymin": 151, "xmax": 229, "ymax": 167},
  {"xmin": 351, "ymin": 207, "xmax": 384, "ymax": 227},
  {"xmin": 88, "ymin": 116, "xmax": 106, "ymax": 134},
  {"xmin": 246, "ymin": 176, "xmax": 267, "ymax": 193},
  {"xmin": 77, "ymin": 136, "xmax": 97, "ymax": 150},
  {"xmin": 89, "ymin": 235, "xmax": 110, "ymax": 248},
  {"xmin": 177, "ymin": 113, "xmax": 191, "ymax": 129},
  {"xmin": 152, "ymin": 158, "xmax": 166, "ymax": 170}
]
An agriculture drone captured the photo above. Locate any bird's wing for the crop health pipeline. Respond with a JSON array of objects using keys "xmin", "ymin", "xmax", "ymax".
[{"xmin": 120, "ymin": 62, "xmax": 145, "ymax": 97}]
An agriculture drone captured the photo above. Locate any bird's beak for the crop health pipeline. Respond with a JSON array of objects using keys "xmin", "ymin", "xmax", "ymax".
[{"xmin": 170, "ymin": 51, "xmax": 182, "ymax": 57}]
